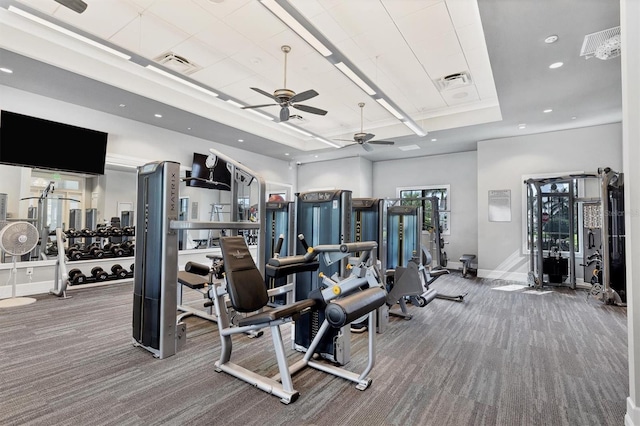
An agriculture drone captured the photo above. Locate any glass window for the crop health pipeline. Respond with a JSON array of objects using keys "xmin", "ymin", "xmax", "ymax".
[
  {"xmin": 396, "ymin": 185, "xmax": 450, "ymax": 235},
  {"xmin": 526, "ymin": 179, "xmax": 579, "ymax": 253}
]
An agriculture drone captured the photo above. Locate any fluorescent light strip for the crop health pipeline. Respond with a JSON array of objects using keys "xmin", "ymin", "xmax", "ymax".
[
  {"xmin": 334, "ymin": 62, "xmax": 376, "ymax": 96},
  {"xmin": 402, "ymin": 120, "xmax": 427, "ymax": 137},
  {"xmin": 247, "ymin": 109, "xmax": 275, "ymax": 121},
  {"xmin": 260, "ymin": 0, "xmax": 332, "ymax": 57},
  {"xmin": 279, "ymin": 122, "xmax": 312, "ymax": 137},
  {"xmin": 8, "ymin": 6, "xmax": 131, "ymax": 60},
  {"xmin": 226, "ymin": 99, "xmax": 245, "ymax": 108},
  {"xmin": 146, "ymin": 65, "xmax": 218, "ymax": 97},
  {"xmin": 314, "ymin": 136, "xmax": 341, "ymax": 148},
  {"xmin": 376, "ymin": 98, "xmax": 403, "ymax": 120}
]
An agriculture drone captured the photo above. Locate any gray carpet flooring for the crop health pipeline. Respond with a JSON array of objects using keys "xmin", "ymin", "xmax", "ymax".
[{"xmin": 0, "ymin": 273, "xmax": 628, "ymax": 425}]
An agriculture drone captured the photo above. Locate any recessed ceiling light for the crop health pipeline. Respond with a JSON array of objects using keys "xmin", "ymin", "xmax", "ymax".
[
  {"xmin": 571, "ymin": 116, "xmax": 577, "ymax": 120},
  {"xmin": 0, "ymin": 67, "xmax": 13, "ymax": 74},
  {"xmin": 549, "ymin": 62, "xmax": 564, "ymax": 69},
  {"xmin": 119, "ymin": 103, "xmax": 126, "ymax": 107},
  {"xmin": 284, "ymin": 153, "xmax": 290, "ymax": 156},
  {"xmin": 544, "ymin": 35, "xmax": 559, "ymax": 44},
  {"xmin": 154, "ymin": 114, "xmax": 162, "ymax": 118},
  {"xmin": 187, "ymin": 127, "xmax": 191, "ymax": 130},
  {"xmin": 543, "ymin": 109, "xmax": 553, "ymax": 113},
  {"xmin": 431, "ymin": 138, "xmax": 437, "ymax": 142},
  {"xmin": 315, "ymin": 155, "xmax": 318, "ymax": 158},
  {"xmin": 518, "ymin": 123, "xmax": 526, "ymax": 129},
  {"xmin": 238, "ymin": 139, "xmax": 244, "ymax": 142}
]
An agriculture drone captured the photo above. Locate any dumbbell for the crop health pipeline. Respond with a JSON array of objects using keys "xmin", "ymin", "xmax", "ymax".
[
  {"xmin": 111, "ymin": 264, "xmax": 129, "ymax": 279},
  {"xmin": 66, "ymin": 247, "xmax": 83, "ymax": 261},
  {"xmin": 68, "ymin": 268, "xmax": 86, "ymax": 285},
  {"xmin": 89, "ymin": 245, "xmax": 105, "ymax": 259},
  {"xmin": 120, "ymin": 240, "xmax": 135, "ymax": 255},
  {"xmin": 91, "ymin": 266, "xmax": 109, "ymax": 281},
  {"xmin": 110, "ymin": 244, "xmax": 125, "ymax": 257}
]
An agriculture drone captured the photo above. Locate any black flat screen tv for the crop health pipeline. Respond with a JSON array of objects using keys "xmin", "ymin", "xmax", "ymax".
[
  {"xmin": 0, "ymin": 110, "xmax": 108, "ymax": 175},
  {"xmin": 186, "ymin": 152, "xmax": 231, "ymax": 191}
]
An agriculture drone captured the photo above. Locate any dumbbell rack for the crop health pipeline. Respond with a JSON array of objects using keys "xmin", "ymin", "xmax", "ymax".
[
  {"xmin": 67, "ymin": 263, "xmax": 134, "ymax": 286},
  {"xmin": 64, "ymin": 226, "xmax": 136, "ymax": 261}
]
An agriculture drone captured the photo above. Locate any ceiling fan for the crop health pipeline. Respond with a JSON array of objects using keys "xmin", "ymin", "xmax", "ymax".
[
  {"xmin": 242, "ymin": 45, "xmax": 328, "ymax": 122},
  {"xmin": 336, "ymin": 103, "xmax": 395, "ymax": 152}
]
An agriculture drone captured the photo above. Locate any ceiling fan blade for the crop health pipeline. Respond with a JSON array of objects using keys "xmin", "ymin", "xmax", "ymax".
[
  {"xmin": 362, "ymin": 133, "xmax": 375, "ymax": 142},
  {"xmin": 280, "ymin": 106, "xmax": 290, "ymax": 122},
  {"xmin": 293, "ymin": 104, "xmax": 328, "ymax": 116},
  {"xmin": 368, "ymin": 140, "xmax": 395, "ymax": 145},
  {"xmin": 334, "ymin": 138, "xmax": 355, "ymax": 142},
  {"xmin": 241, "ymin": 103, "xmax": 278, "ymax": 109},
  {"xmin": 290, "ymin": 89, "xmax": 318, "ymax": 103},
  {"xmin": 250, "ymin": 87, "xmax": 278, "ymax": 101},
  {"xmin": 361, "ymin": 143, "xmax": 374, "ymax": 152},
  {"xmin": 54, "ymin": 0, "xmax": 87, "ymax": 13}
]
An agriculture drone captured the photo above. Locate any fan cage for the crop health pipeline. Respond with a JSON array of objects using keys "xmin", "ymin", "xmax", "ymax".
[{"xmin": 0, "ymin": 222, "xmax": 39, "ymax": 256}]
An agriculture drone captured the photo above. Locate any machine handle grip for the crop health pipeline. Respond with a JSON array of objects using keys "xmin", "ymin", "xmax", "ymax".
[
  {"xmin": 274, "ymin": 234, "xmax": 284, "ymax": 257},
  {"xmin": 298, "ymin": 234, "xmax": 309, "ymax": 251}
]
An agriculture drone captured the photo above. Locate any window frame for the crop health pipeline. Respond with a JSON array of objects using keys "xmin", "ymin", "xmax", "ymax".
[{"xmin": 396, "ymin": 184, "xmax": 451, "ymax": 236}]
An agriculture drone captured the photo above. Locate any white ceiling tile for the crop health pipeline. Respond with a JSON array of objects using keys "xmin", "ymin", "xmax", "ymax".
[
  {"xmin": 146, "ymin": 0, "xmax": 214, "ymax": 35},
  {"xmin": 445, "ymin": 0, "xmax": 481, "ymax": 29},
  {"xmin": 292, "ymin": 6, "xmax": 352, "ymax": 44},
  {"xmin": 191, "ymin": 0, "xmax": 252, "ymax": 19},
  {"xmin": 192, "ymin": 58, "xmax": 255, "ymax": 91},
  {"xmin": 350, "ymin": 23, "xmax": 409, "ymax": 60},
  {"xmin": 412, "ymin": 31, "xmax": 465, "ymax": 68},
  {"xmin": 396, "ymin": 2, "xmax": 455, "ymax": 39},
  {"xmin": 109, "ymin": 11, "xmax": 191, "ymax": 58},
  {"xmin": 420, "ymin": 52, "xmax": 470, "ymax": 82},
  {"xmin": 441, "ymin": 85, "xmax": 480, "ymax": 106},
  {"xmin": 322, "ymin": 1, "xmax": 391, "ymax": 38},
  {"xmin": 456, "ymin": 21, "xmax": 486, "ymax": 52},
  {"xmin": 169, "ymin": 37, "xmax": 226, "ymax": 69},
  {"xmin": 51, "ymin": 0, "xmax": 142, "ymax": 40},
  {"xmin": 223, "ymin": 1, "xmax": 284, "ymax": 43},
  {"xmin": 382, "ymin": 0, "xmax": 443, "ymax": 19},
  {"xmin": 288, "ymin": 0, "xmax": 327, "ymax": 18},
  {"xmin": 464, "ymin": 47, "xmax": 497, "ymax": 99},
  {"xmin": 193, "ymin": 21, "xmax": 252, "ymax": 58}
]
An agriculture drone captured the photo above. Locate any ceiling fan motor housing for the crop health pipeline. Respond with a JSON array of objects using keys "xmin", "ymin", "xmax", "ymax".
[{"xmin": 274, "ymin": 88, "xmax": 295, "ymax": 102}]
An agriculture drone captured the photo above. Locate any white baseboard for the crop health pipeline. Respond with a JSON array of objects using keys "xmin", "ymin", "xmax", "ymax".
[
  {"xmin": 477, "ymin": 269, "xmax": 528, "ymax": 283},
  {"xmin": 626, "ymin": 397, "xmax": 640, "ymax": 426},
  {"xmin": 0, "ymin": 280, "xmax": 52, "ymax": 298}
]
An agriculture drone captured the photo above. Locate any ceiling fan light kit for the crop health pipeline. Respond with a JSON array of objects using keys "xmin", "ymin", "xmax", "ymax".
[
  {"xmin": 242, "ymin": 45, "xmax": 328, "ymax": 122},
  {"xmin": 336, "ymin": 103, "xmax": 396, "ymax": 151}
]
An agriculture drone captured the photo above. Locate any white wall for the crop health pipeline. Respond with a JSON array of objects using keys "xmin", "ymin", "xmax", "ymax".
[
  {"xmin": 477, "ymin": 123, "xmax": 623, "ymax": 281},
  {"xmin": 0, "ymin": 85, "xmax": 295, "ymax": 296},
  {"xmin": 296, "ymin": 156, "xmax": 373, "ymax": 197},
  {"xmin": 372, "ymin": 150, "xmax": 478, "ymax": 268}
]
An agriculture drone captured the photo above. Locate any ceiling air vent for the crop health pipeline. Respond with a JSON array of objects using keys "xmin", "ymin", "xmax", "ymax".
[
  {"xmin": 435, "ymin": 71, "xmax": 471, "ymax": 91},
  {"xmin": 153, "ymin": 52, "xmax": 201, "ymax": 75},
  {"xmin": 580, "ymin": 26, "xmax": 621, "ymax": 60}
]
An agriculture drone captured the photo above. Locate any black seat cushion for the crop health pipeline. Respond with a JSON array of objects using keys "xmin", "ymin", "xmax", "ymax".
[
  {"xmin": 177, "ymin": 271, "xmax": 207, "ymax": 289},
  {"xmin": 220, "ymin": 236, "xmax": 269, "ymax": 313}
]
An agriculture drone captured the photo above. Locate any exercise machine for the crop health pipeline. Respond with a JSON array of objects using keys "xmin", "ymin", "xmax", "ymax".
[
  {"xmin": 525, "ymin": 168, "xmax": 626, "ymax": 305},
  {"xmin": 211, "ymin": 235, "xmax": 386, "ymax": 404},
  {"xmin": 293, "ymin": 189, "xmax": 352, "ymax": 365},
  {"xmin": 132, "ymin": 148, "xmax": 266, "ymax": 358}
]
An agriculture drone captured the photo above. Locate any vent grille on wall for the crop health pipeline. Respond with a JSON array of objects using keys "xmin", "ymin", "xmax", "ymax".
[
  {"xmin": 153, "ymin": 52, "xmax": 201, "ymax": 75},
  {"xmin": 435, "ymin": 71, "xmax": 472, "ymax": 91},
  {"xmin": 580, "ymin": 26, "xmax": 621, "ymax": 60}
]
